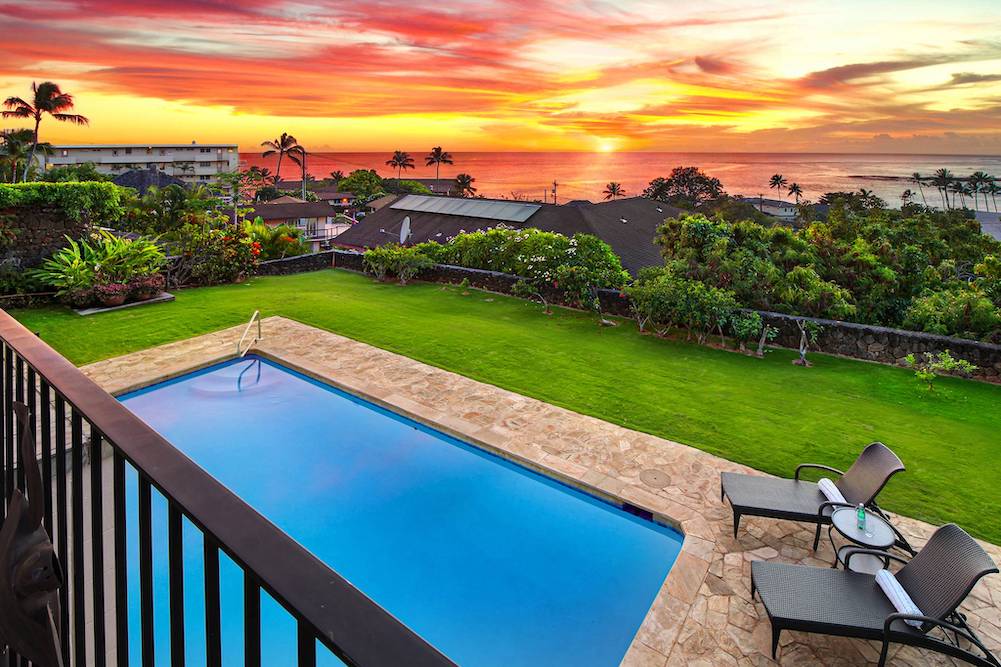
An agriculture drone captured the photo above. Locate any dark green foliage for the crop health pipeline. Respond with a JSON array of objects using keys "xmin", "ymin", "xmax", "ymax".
[
  {"xmin": 39, "ymin": 163, "xmax": 109, "ymax": 182},
  {"xmin": 362, "ymin": 244, "xmax": 433, "ymax": 284},
  {"xmin": 654, "ymin": 209, "xmax": 1001, "ymax": 340},
  {"xmin": 644, "ymin": 166, "xmax": 725, "ymax": 208},
  {"xmin": 0, "ymin": 182, "xmax": 123, "ymax": 221}
]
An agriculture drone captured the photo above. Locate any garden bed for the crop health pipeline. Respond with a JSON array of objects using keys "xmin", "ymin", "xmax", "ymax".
[{"xmin": 74, "ymin": 291, "xmax": 175, "ymax": 316}]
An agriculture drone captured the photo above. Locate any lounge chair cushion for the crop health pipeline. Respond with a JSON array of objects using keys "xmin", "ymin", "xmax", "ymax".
[
  {"xmin": 818, "ymin": 477, "xmax": 846, "ymax": 504},
  {"xmin": 721, "ymin": 472, "xmax": 833, "ymax": 523},
  {"xmin": 875, "ymin": 569, "xmax": 923, "ymax": 627}
]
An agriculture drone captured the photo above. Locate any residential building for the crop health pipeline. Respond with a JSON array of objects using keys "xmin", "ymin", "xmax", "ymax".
[
  {"xmin": 247, "ymin": 198, "xmax": 351, "ymax": 251},
  {"xmin": 42, "ymin": 142, "xmax": 238, "ymax": 184},
  {"xmin": 275, "ymin": 180, "xmax": 357, "ymax": 207},
  {"xmin": 739, "ymin": 196, "xmax": 798, "ymax": 222},
  {"xmin": 335, "ymin": 194, "xmax": 684, "ymax": 275}
]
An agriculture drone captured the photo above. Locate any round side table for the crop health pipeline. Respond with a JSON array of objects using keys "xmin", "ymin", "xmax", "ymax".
[{"xmin": 829, "ymin": 507, "xmax": 896, "ymax": 573}]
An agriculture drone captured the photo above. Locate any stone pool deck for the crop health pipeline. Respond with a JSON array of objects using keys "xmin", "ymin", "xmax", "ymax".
[{"xmin": 82, "ymin": 316, "xmax": 1001, "ymax": 666}]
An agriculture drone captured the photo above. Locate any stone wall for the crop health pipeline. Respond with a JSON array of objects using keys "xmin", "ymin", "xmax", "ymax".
[
  {"xmin": 259, "ymin": 250, "xmax": 335, "ymax": 276},
  {"xmin": 322, "ymin": 249, "xmax": 1001, "ymax": 382},
  {"xmin": 0, "ymin": 205, "xmax": 90, "ymax": 271},
  {"xmin": 757, "ymin": 310, "xmax": 1001, "ymax": 381}
]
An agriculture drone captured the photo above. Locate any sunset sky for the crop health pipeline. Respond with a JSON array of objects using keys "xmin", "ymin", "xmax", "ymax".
[{"xmin": 2, "ymin": 0, "xmax": 1000, "ymax": 153}]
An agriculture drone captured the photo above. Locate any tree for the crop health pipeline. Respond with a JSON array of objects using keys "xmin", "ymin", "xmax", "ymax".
[
  {"xmin": 768, "ymin": 174, "xmax": 787, "ymax": 195},
  {"xmin": 425, "ymin": 146, "xmax": 453, "ymax": 193},
  {"xmin": 286, "ymin": 145, "xmax": 309, "ymax": 199},
  {"xmin": 0, "ymin": 129, "xmax": 36, "ymax": 183},
  {"xmin": 969, "ymin": 171, "xmax": 991, "ymax": 211},
  {"xmin": 787, "ymin": 182, "xmax": 803, "ymax": 203},
  {"xmin": 644, "ymin": 166, "xmax": 724, "ymax": 207},
  {"xmin": 988, "ymin": 179, "xmax": 1000, "ymax": 213},
  {"xmin": 41, "ymin": 162, "xmax": 108, "ymax": 183},
  {"xmin": 260, "ymin": 132, "xmax": 299, "ymax": 182},
  {"xmin": 329, "ymin": 170, "xmax": 344, "ymax": 182},
  {"xmin": 336, "ymin": 169, "xmax": 385, "ymax": 199},
  {"xmin": 3, "ymin": 81, "xmax": 89, "ymax": 182},
  {"xmin": 950, "ymin": 180, "xmax": 969, "ymax": 209},
  {"xmin": 900, "ymin": 189, "xmax": 914, "ymax": 206},
  {"xmin": 603, "ymin": 182, "xmax": 624, "ymax": 200},
  {"xmin": 911, "ymin": 172, "xmax": 928, "ymax": 207},
  {"xmin": 455, "ymin": 173, "xmax": 476, "ymax": 197},
  {"xmin": 385, "ymin": 150, "xmax": 415, "ymax": 181},
  {"xmin": 932, "ymin": 168, "xmax": 954, "ymax": 209}
]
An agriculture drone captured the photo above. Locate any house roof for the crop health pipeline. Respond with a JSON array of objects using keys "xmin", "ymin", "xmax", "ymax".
[
  {"xmin": 335, "ymin": 196, "xmax": 683, "ymax": 275},
  {"xmin": 248, "ymin": 201, "xmax": 341, "ymax": 220},
  {"xmin": 111, "ymin": 168, "xmax": 186, "ymax": 194},
  {"xmin": 383, "ymin": 178, "xmax": 457, "ymax": 195},
  {"xmin": 738, "ymin": 196, "xmax": 795, "ymax": 209}
]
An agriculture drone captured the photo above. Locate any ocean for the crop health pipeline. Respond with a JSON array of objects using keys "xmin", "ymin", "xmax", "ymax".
[{"xmin": 239, "ymin": 152, "xmax": 1001, "ymax": 207}]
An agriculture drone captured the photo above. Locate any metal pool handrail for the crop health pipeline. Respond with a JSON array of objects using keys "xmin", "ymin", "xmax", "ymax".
[
  {"xmin": 236, "ymin": 309, "xmax": 263, "ymax": 357},
  {"xmin": 0, "ymin": 309, "xmax": 454, "ymax": 667}
]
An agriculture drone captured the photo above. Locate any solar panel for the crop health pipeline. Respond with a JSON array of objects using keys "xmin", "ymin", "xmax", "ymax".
[{"xmin": 390, "ymin": 195, "xmax": 541, "ymax": 223}]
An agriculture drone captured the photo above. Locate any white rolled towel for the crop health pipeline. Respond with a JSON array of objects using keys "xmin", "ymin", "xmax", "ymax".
[
  {"xmin": 818, "ymin": 477, "xmax": 846, "ymax": 505},
  {"xmin": 875, "ymin": 569, "xmax": 924, "ymax": 627}
]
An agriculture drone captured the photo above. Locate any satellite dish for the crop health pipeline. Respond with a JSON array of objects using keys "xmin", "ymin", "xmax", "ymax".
[{"xmin": 399, "ymin": 216, "xmax": 411, "ymax": 244}]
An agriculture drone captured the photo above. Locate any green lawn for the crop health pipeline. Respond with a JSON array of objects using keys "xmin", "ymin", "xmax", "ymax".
[{"xmin": 12, "ymin": 269, "xmax": 1001, "ymax": 543}]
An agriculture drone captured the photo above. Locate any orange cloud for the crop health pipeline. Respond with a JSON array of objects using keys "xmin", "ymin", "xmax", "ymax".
[{"xmin": 1, "ymin": 1, "xmax": 1000, "ymax": 152}]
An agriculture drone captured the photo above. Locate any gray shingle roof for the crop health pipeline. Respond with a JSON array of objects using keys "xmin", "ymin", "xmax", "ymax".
[{"xmin": 336, "ymin": 196, "xmax": 684, "ymax": 275}]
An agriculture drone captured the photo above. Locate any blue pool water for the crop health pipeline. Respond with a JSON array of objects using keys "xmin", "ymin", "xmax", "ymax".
[{"xmin": 119, "ymin": 356, "xmax": 682, "ymax": 666}]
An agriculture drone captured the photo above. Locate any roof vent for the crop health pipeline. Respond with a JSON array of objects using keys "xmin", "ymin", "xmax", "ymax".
[{"xmin": 620, "ymin": 217, "xmax": 628, "ymax": 224}]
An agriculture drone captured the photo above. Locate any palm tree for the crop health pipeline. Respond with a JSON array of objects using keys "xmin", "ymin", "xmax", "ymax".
[
  {"xmin": 260, "ymin": 132, "xmax": 299, "ymax": 182},
  {"xmin": 949, "ymin": 180, "xmax": 969, "ymax": 208},
  {"xmin": 425, "ymin": 146, "xmax": 454, "ymax": 193},
  {"xmin": 910, "ymin": 172, "xmax": 928, "ymax": 206},
  {"xmin": 455, "ymin": 173, "xmax": 477, "ymax": 197},
  {"xmin": 286, "ymin": 145, "xmax": 309, "ymax": 200},
  {"xmin": 787, "ymin": 182, "xmax": 803, "ymax": 203},
  {"xmin": 987, "ymin": 177, "xmax": 999, "ymax": 213},
  {"xmin": 901, "ymin": 189, "xmax": 914, "ymax": 206},
  {"xmin": 768, "ymin": 173, "xmax": 787, "ymax": 197},
  {"xmin": 385, "ymin": 150, "xmax": 415, "ymax": 182},
  {"xmin": 3, "ymin": 81, "xmax": 88, "ymax": 182},
  {"xmin": 969, "ymin": 171, "xmax": 991, "ymax": 211},
  {"xmin": 329, "ymin": 170, "xmax": 344, "ymax": 182},
  {"xmin": 603, "ymin": 182, "xmax": 625, "ymax": 200},
  {"xmin": 0, "ymin": 129, "xmax": 36, "ymax": 183},
  {"xmin": 932, "ymin": 168, "xmax": 954, "ymax": 209}
]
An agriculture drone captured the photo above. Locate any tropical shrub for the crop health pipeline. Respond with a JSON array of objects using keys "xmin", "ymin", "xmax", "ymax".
[
  {"xmin": 242, "ymin": 220, "xmax": 310, "ymax": 261},
  {"xmin": 337, "ymin": 170, "xmax": 385, "ymax": 200},
  {"xmin": 415, "ymin": 227, "xmax": 629, "ymax": 306},
  {"xmin": 652, "ymin": 208, "xmax": 1001, "ymax": 339},
  {"xmin": 363, "ymin": 244, "xmax": 433, "ymax": 284},
  {"xmin": 626, "ymin": 268, "xmax": 738, "ymax": 343},
  {"xmin": 30, "ymin": 231, "xmax": 166, "ymax": 305},
  {"xmin": 902, "ymin": 289, "xmax": 1001, "ymax": 341},
  {"xmin": 729, "ymin": 311, "xmax": 763, "ymax": 351},
  {"xmin": 39, "ymin": 163, "xmax": 110, "ymax": 183},
  {"xmin": 166, "ymin": 224, "xmax": 258, "ymax": 286},
  {"xmin": 904, "ymin": 350, "xmax": 978, "ymax": 390}
]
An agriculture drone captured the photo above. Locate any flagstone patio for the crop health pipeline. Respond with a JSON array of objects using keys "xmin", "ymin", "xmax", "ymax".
[{"xmin": 82, "ymin": 316, "xmax": 1001, "ymax": 666}]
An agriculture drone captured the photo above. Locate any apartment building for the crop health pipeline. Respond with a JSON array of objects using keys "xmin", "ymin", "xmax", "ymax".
[{"xmin": 43, "ymin": 142, "xmax": 239, "ymax": 184}]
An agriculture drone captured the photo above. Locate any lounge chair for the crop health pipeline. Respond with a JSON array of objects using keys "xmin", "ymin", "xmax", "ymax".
[
  {"xmin": 720, "ymin": 442, "xmax": 905, "ymax": 550},
  {"xmin": 751, "ymin": 523, "xmax": 999, "ymax": 666}
]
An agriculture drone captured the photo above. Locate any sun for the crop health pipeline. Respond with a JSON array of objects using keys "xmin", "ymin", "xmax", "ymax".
[{"xmin": 595, "ymin": 138, "xmax": 618, "ymax": 153}]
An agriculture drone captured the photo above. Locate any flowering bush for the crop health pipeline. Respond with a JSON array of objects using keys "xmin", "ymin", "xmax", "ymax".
[
  {"xmin": 413, "ymin": 227, "xmax": 629, "ymax": 307},
  {"xmin": 167, "ymin": 223, "xmax": 258, "ymax": 286},
  {"xmin": 243, "ymin": 220, "xmax": 310, "ymax": 261}
]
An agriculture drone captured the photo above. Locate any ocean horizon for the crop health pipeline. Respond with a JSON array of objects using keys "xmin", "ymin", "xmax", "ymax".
[{"xmin": 240, "ymin": 151, "xmax": 1001, "ymax": 206}]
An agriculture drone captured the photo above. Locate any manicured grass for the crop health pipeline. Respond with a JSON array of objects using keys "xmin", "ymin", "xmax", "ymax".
[{"xmin": 12, "ymin": 269, "xmax": 1001, "ymax": 543}]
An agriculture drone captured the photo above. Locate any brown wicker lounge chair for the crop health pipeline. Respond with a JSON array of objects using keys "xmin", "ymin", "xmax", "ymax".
[
  {"xmin": 751, "ymin": 523, "xmax": 999, "ymax": 666},
  {"xmin": 720, "ymin": 442, "xmax": 905, "ymax": 550}
]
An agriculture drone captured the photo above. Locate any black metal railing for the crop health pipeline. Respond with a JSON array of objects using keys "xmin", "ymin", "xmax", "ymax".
[{"xmin": 0, "ymin": 309, "xmax": 453, "ymax": 667}]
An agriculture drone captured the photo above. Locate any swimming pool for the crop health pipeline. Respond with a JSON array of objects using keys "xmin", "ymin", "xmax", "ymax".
[{"xmin": 119, "ymin": 355, "xmax": 683, "ymax": 666}]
